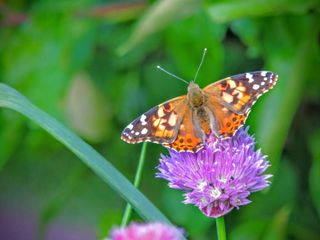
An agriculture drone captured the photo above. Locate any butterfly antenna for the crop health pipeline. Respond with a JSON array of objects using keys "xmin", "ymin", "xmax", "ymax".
[
  {"xmin": 193, "ymin": 48, "xmax": 207, "ymax": 83},
  {"xmin": 157, "ymin": 65, "xmax": 189, "ymax": 85}
]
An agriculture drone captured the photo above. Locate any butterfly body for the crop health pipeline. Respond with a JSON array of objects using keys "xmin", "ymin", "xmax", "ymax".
[
  {"xmin": 186, "ymin": 83, "xmax": 212, "ymax": 138},
  {"xmin": 187, "ymin": 82, "xmax": 206, "ymax": 108},
  {"xmin": 121, "ymin": 71, "xmax": 278, "ymax": 152}
]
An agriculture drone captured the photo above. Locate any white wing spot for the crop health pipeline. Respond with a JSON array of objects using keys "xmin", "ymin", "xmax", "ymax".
[
  {"xmin": 135, "ymin": 132, "xmax": 139, "ymax": 136},
  {"xmin": 157, "ymin": 107, "xmax": 165, "ymax": 118},
  {"xmin": 236, "ymin": 86, "xmax": 246, "ymax": 92},
  {"xmin": 153, "ymin": 118, "xmax": 161, "ymax": 127},
  {"xmin": 227, "ymin": 80, "xmax": 237, "ymax": 89},
  {"xmin": 261, "ymin": 81, "xmax": 265, "ymax": 86},
  {"xmin": 131, "ymin": 130, "xmax": 134, "ymax": 134},
  {"xmin": 141, "ymin": 128, "xmax": 148, "ymax": 135},
  {"xmin": 168, "ymin": 113, "xmax": 177, "ymax": 126},
  {"xmin": 261, "ymin": 71, "xmax": 267, "ymax": 77},
  {"xmin": 158, "ymin": 122, "xmax": 166, "ymax": 131},
  {"xmin": 253, "ymin": 84, "xmax": 260, "ymax": 90},
  {"xmin": 264, "ymin": 77, "xmax": 267, "ymax": 81},
  {"xmin": 127, "ymin": 124, "xmax": 134, "ymax": 130},
  {"xmin": 222, "ymin": 92, "xmax": 234, "ymax": 103},
  {"xmin": 140, "ymin": 114, "xmax": 147, "ymax": 126},
  {"xmin": 246, "ymin": 73, "xmax": 254, "ymax": 83}
]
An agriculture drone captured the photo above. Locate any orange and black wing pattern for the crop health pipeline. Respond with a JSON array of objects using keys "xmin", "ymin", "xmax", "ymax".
[
  {"xmin": 204, "ymin": 71, "xmax": 278, "ymax": 138},
  {"xmin": 206, "ymin": 99, "xmax": 249, "ymax": 138},
  {"xmin": 204, "ymin": 71, "xmax": 278, "ymax": 114},
  {"xmin": 121, "ymin": 96, "xmax": 187, "ymax": 145},
  {"xmin": 163, "ymin": 107, "xmax": 204, "ymax": 152}
]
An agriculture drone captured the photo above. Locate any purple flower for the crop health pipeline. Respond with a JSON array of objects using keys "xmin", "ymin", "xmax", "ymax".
[
  {"xmin": 157, "ymin": 127, "xmax": 272, "ymax": 218},
  {"xmin": 108, "ymin": 222, "xmax": 184, "ymax": 240}
]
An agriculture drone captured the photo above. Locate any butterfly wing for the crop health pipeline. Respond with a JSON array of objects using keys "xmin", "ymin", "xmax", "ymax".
[
  {"xmin": 122, "ymin": 71, "xmax": 278, "ymax": 149},
  {"xmin": 163, "ymin": 107, "xmax": 204, "ymax": 152},
  {"xmin": 203, "ymin": 71, "xmax": 278, "ymax": 138},
  {"xmin": 204, "ymin": 71, "xmax": 278, "ymax": 115},
  {"xmin": 121, "ymin": 96, "xmax": 187, "ymax": 144}
]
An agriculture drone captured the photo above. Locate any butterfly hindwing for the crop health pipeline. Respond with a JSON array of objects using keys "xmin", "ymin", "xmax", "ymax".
[
  {"xmin": 121, "ymin": 96, "xmax": 187, "ymax": 144},
  {"xmin": 163, "ymin": 107, "xmax": 203, "ymax": 152},
  {"xmin": 204, "ymin": 71, "xmax": 278, "ymax": 114}
]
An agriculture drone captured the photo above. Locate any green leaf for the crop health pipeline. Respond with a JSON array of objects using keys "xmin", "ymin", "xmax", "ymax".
[
  {"xmin": 231, "ymin": 207, "xmax": 290, "ymax": 240},
  {"xmin": 165, "ymin": 11, "xmax": 226, "ymax": 84},
  {"xmin": 0, "ymin": 83, "xmax": 170, "ymax": 223},
  {"xmin": 262, "ymin": 207, "xmax": 290, "ymax": 240},
  {"xmin": 37, "ymin": 165, "xmax": 86, "ymax": 239},
  {"xmin": 208, "ymin": 0, "xmax": 318, "ymax": 23},
  {"xmin": 162, "ymin": 188, "xmax": 212, "ymax": 238},
  {"xmin": 230, "ymin": 160, "xmax": 296, "ymax": 240},
  {"xmin": 230, "ymin": 220, "xmax": 267, "ymax": 240},
  {"xmin": 309, "ymin": 130, "xmax": 320, "ymax": 217},
  {"xmin": 1, "ymin": 2, "xmax": 96, "ymax": 119},
  {"xmin": 230, "ymin": 19, "xmax": 264, "ymax": 58},
  {"xmin": 65, "ymin": 73, "xmax": 111, "ymax": 143},
  {"xmin": 118, "ymin": 0, "xmax": 202, "ymax": 55},
  {"xmin": 0, "ymin": 111, "xmax": 24, "ymax": 170},
  {"xmin": 235, "ymin": 159, "xmax": 297, "ymax": 223}
]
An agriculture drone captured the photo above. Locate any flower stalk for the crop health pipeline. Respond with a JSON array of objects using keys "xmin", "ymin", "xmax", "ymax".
[
  {"xmin": 121, "ymin": 142, "xmax": 148, "ymax": 227},
  {"xmin": 216, "ymin": 217, "xmax": 226, "ymax": 240}
]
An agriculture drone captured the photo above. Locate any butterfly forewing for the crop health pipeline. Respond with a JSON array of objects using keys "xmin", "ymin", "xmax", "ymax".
[
  {"xmin": 203, "ymin": 71, "xmax": 277, "ymax": 138},
  {"xmin": 121, "ymin": 96, "xmax": 187, "ymax": 144},
  {"xmin": 204, "ymin": 71, "xmax": 278, "ymax": 115}
]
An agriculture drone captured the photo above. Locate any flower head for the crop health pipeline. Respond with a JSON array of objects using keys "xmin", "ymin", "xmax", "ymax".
[
  {"xmin": 157, "ymin": 127, "xmax": 271, "ymax": 218},
  {"xmin": 108, "ymin": 222, "xmax": 184, "ymax": 240}
]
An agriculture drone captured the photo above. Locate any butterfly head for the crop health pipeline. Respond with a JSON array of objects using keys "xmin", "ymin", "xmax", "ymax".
[{"xmin": 187, "ymin": 82, "xmax": 205, "ymax": 108}]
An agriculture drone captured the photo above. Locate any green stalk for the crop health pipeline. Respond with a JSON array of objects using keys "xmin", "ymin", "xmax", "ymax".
[
  {"xmin": 216, "ymin": 217, "xmax": 226, "ymax": 240},
  {"xmin": 121, "ymin": 142, "xmax": 148, "ymax": 226}
]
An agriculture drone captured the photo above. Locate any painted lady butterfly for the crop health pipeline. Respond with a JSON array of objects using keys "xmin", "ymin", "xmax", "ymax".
[{"xmin": 121, "ymin": 70, "xmax": 278, "ymax": 152}]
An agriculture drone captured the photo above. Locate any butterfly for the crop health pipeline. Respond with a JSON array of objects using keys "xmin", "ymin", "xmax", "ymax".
[{"xmin": 121, "ymin": 71, "xmax": 278, "ymax": 152}]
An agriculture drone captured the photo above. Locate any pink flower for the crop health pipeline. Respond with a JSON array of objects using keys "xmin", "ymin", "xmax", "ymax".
[{"xmin": 109, "ymin": 222, "xmax": 184, "ymax": 240}]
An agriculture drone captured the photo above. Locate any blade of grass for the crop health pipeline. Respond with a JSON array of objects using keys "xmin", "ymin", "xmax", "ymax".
[
  {"xmin": 0, "ymin": 83, "xmax": 170, "ymax": 223},
  {"xmin": 118, "ymin": 0, "xmax": 201, "ymax": 55}
]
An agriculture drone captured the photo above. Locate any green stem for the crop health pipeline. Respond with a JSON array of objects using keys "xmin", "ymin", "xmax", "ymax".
[
  {"xmin": 121, "ymin": 142, "xmax": 148, "ymax": 226},
  {"xmin": 216, "ymin": 217, "xmax": 226, "ymax": 240}
]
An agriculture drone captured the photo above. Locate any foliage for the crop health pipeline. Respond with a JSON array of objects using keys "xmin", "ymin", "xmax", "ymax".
[{"xmin": 0, "ymin": 0, "xmax": 319, "ymax": 239}]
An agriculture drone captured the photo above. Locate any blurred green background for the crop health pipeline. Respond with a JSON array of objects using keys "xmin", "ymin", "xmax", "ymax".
[{"xmin": 0, "ymin": 0, "xmax": 319, "ymax": 239}]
